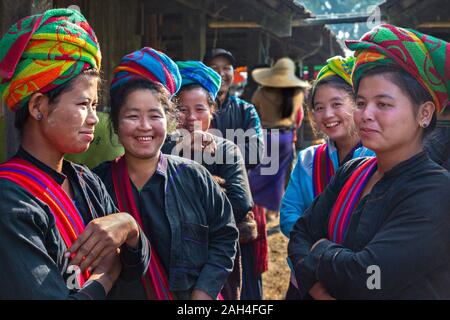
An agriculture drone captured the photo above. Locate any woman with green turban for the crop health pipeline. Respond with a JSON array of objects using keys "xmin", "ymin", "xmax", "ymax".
[
  {"xmin": 280, "ymin": 55, "xmax": 374, "ymax": 299},
  {"xmin": 288, "ymin": 24, "xmax": 450, "ymax": 299},
  {"xmin": 0, "ymin": 9, "xmax": 149, "ymax": 299}
]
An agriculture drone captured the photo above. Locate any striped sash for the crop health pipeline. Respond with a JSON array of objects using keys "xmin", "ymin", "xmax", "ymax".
[
  {"xmin": 328, "ymin": 157, "xmax": 377, "ymax": 244},
  {"xmin": 111, "ymin": 156, "xmax": 173, "ymax": 300},
  {"xmin": 0, "ymin": 157, "xmax": 89, "ymax": 285},
  {"xmin": 312, "ymin": 143, "xmax": 335, "ymax": 197}
]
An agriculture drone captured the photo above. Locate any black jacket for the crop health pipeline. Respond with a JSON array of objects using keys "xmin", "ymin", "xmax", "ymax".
[
  {"xmin": 94, "ymin": 153, "xmax": 238, "ymax": 299},
  {"xmin": 211, "ymin": 94, "xmax": 265, "ymax": 170},
  {"xmin": 162, "ymin": 133, "xmax": 253, "ymax": 223},
  {"xmin": 288, "ymin": 152, "xmax": 450, "ymax": 299},
  {"xmin": 0, "ymin": 148, "xmax": 150, "ymax": 299},
  {"xmin": 425, "ymin": 126, "xmax": 450, "ymax": 171}
]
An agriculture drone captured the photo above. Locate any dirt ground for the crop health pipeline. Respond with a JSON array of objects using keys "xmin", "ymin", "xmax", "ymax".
[{"xmin": 262, "ymin": 218, "xmax": 290, "ymax": 300}]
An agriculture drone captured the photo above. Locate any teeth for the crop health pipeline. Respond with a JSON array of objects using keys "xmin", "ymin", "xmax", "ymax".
[
  {"xmin": 137, "ymin": 136, "xmax": 153, "ymax": 141},
  {"xmin": 325, "ymin": 122, "xmax": 339, "ymax": 128}
]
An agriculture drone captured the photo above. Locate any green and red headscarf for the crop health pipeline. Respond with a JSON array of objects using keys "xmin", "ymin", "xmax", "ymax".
[
  {"xmin": 0, "ymin": 8, "xmax": 101, "ymax": 112},
  {"xmin": 346, "ymin": 24, "xmax": 450, "ymax": 113},
  {"xmin": 315, "ymin": 55, "xmax": 355, "ymax": 86}
]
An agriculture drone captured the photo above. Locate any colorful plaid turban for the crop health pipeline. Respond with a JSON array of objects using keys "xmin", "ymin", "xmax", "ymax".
[
  {"xmin": 176, "ymin": 61, "xmax": 221, "ymax": 99},
  {"xmin": 315, "ymin": 56, "xmax": 355, "ymax": 86},
  {"xmin": 346, "ymin": 24, "xmax": 450, "ymax": 113},
  {"xmin": 0, "ymin": 9, "xmax": 101, "ymax": 111},
  {"xmin": 111, "ymin": 47, "xmax": 181, "ymax": 96}
]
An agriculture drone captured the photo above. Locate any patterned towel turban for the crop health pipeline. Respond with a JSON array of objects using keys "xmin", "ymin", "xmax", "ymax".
[
  {"xmin": 176, "ymin": 61, "xmax": 221, "ymax": 99},
  {"xmin": 346, "ymin": 24, "xmax": 450, "ymax": 113},
  {"xmin": 0, "ymin": 8, "xmax": 101, "ymax": 111},
  {"xmin": 315, "ymin": 56, "xmax": 355, "ymax": 86},
  {"xmin": 111, "ymin": 47, "xmax": 181, "ymax": 96}
]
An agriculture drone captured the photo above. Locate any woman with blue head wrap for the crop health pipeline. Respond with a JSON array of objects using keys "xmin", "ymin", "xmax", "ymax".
[{"xmin": 161, "ymin": 60, "xmax": 254, "ymax": 300}]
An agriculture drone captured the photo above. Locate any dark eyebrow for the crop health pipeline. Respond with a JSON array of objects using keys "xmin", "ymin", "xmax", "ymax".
[
  {"xmin": 329, "ymin": 97, "xmax": 345, "ymax": 102},
  {"xmin": 124, "ymin": 107, "xmax": 162, "ymax": 113},
  {"xmin": 148, "ymin": 107, "xmax": 164, "ymax": 113},
  {"xmin": 374, "ymin": 94, "xmax": 395, "ymax": 100},
  {"xmin": 356, "ymin": 94, "xmax": 395, "ymax": 100},
  {"xmin": 124, "ymin": 107, "xmax": 141, "ymax": 112}
]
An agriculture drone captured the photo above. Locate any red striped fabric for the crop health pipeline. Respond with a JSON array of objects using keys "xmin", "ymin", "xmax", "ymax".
[
  {"xmin": 312, "ymin": 143, "xmax": 335, "ymax": 197},
  {"xmin": 328, "ymin": 157, "xmax": 377, "ymax": 244},
  {"xmin": 111, "ymin": 155, "xmax": 174, "ymax": 300},
  {"xmin": 0, "ymin": 158, "xmax": 90, "ymax": 285}
]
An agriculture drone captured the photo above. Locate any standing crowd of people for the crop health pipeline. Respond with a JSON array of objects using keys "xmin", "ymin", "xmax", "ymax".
[{"xmin": 0, "ymin": 8, "xmax": 449, "ymax": 300}]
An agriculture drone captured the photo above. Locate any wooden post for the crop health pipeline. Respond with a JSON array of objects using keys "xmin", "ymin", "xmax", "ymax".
[
  {"xmin": 0, "ymin": 0, "xmax": 53, "ymax": 159},
  {"xmin": 182, "ymin": 7, "xmax": 206, "ymax": 60}
]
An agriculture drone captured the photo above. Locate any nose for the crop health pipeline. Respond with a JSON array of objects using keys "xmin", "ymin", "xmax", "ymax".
[
  {"xmin": 187, "ymin": 111, "xmax": 197, "ymax": 121},
  {"xmin": 217, "ymin": 68, "xmax": 226, "ymax": 78},
  {"xmin": 359, "ymin": 103, "xmax": 375, "ymax": 122},
  {"xmin": 323, "ymin": 105, "xmax": 335, "ymax": 119},
  {"xmin": 139, "ymin": 117, "xmax": 152, "ymax": 130},
  {"xmin": 86, "ymin": 108, "xmax": 99, "ymax": 126}
]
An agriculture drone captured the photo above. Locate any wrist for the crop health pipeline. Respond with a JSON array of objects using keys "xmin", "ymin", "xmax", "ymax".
[
  {"xmin": 125, "ymin": 215, "xmax": 140, "ymax": 248},
  {"xmin": 89, "ymin": 273, "xmax": 114, "ymax": 294}
]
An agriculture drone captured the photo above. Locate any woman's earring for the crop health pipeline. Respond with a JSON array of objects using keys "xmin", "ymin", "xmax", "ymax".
[
  {"xmin": 36, "ymin": 113, "xmax": 43, "ymax": 121},
  {"xmin": 421, "ymin": 122, "xmax": 428, "ymax": 128}
]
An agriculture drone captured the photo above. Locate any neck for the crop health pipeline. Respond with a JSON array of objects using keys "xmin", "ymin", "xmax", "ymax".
[
  {"xmin": 375, "ymin": 140, "xmax": 423, "ymax": 174},
  {"xmin": 217, "ymin": 90, "xmax": 228, "ymax": 105},
  {"xmin": 21, "ymin": 125, "xmax": 64, "ymax": 173},
  {"xmin": 124, "ymin": 151, "xmax": 160, "ymax": 189},
  {"xmin": 334, "ymin": 134, "xmax": 360, "ymax": 164}
]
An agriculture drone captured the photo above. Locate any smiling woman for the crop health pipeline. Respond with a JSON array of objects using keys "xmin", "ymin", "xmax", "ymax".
[
  {"xmin": 0, "ymin": 8, "xmax": 150, "ymax": 300},
  {"xmin": 280, "ymin": 55, "xmax": 374, "ymax": 299},
  {"xmin": 93, "ymin": 48, "xmax": 238, "ymax": 300},
  {"xmin": 288, "ymin": 24, "xmax": 450, "ymax": 300}
]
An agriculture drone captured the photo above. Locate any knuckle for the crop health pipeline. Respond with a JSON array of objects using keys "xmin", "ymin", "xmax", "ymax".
[
  {"xmin": 78, "ymin": 247, "xmax": 88, "ymax": 256},
  {"xmin": 87, "ymin": 251, "xmax": 97, "ymax": 260}
]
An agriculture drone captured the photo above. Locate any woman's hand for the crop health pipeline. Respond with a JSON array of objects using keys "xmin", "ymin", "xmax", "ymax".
[
  {"xmin": 211, "ymin": 175, "xmax": 226, "ymax": 192},
  {"xmin": 67, "ymin": 213, "xmax": 140, "ymax": 272},
  {"xmin": 87, "ymin": 249, "xmax": 122, "ymax": 294},
  {"xmin": 177, "ymin": 130, "xmax": 217, "ymax": 155},
  {"xmin": 309, "ymin": 282, "xmax": 335, "ymax": 300}
]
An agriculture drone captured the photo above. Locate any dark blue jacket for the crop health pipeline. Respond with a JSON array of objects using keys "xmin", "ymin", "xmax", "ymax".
[
  {"xmin": 425, "ymin": 126, "xmax": 450, "ymax": 171},
  {"xmin": 94, "ymin": 154, "xmax": 238, "ymax": 299},
  {"xmin": 0, "ymin": 148, "xmax": 150, "ymax": 299},
  {"xmin": 211, "ymin": 94, "xmax": 265, "ymax": 170},
  {"xmin": 162, "ymin": 133, "xmax": 253, "ymax": 223},
  {"xmin": 289, "ymin": 152, "xmax": 450, "ymax": 299}
]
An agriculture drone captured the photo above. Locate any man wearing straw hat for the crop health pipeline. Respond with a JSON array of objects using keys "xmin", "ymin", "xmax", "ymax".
[{"xmin": 249, "ymin": 57, "xmax": 310, "ymax": 222}]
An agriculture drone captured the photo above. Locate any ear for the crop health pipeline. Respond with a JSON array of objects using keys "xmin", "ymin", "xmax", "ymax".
[
  {"xmin": 417, "ymin": 101, "xmax": 435, "ymax": 128},
  {"xmin": 27, "ymin": 93, "xmax": 49, "ymax": 121}
]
